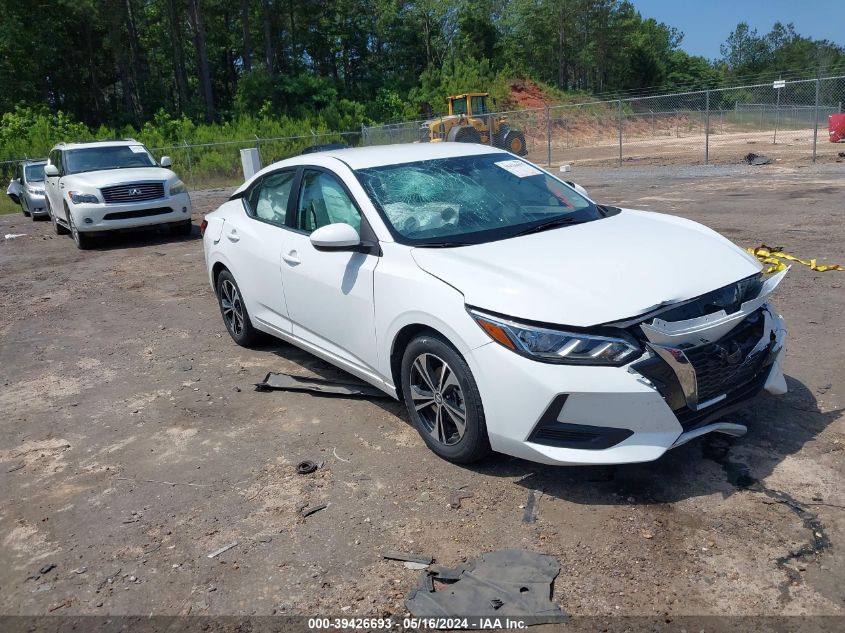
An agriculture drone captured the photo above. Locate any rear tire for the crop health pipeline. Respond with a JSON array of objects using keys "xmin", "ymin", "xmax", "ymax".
[
  {"xmin": 503, "ymin": 129, "xmax": 528, "ymax": 156},
  {"xmin": 216, "ymin": 269, "xmax": 262, "ymax": 347},
  {"xmin": 49, "ymin": 201, "xmax": 69, "ymax": 235},
  {"xmin": 400, "ymin": 332, "xmax": 491, "ymax": 464}
]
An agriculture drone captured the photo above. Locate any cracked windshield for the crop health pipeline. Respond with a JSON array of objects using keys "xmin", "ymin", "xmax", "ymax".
[{"xmin": 355, "ymin": 153, "xmax": 601, "ymax": 245}]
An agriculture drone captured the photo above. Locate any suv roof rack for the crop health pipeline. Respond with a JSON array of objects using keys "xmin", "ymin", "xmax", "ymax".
[{"xmin": 57, "ymin": 138, "xmax": 139, "ymax": 146}]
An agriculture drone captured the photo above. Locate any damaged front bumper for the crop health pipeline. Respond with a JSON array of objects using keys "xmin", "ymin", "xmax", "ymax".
[
  {"xmin": 632, "ymin": 269, "xmax": 788, "ymax": 447},
  {"xmin": 469, "ymin": 271, "xmax": 788, "ymax": 466}
]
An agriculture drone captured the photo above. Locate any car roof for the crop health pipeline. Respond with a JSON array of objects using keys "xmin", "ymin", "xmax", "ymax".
[
  {"xmin": 315, "ymin": 142, "xmax": 504, "ymax": 170},
  {"xmin": 233, "ymin": 143, "xmax": 509, "ymax": 196},
  {"xmin": 52, "ymin": 139, "xmax": 144, "ymax": 151}
]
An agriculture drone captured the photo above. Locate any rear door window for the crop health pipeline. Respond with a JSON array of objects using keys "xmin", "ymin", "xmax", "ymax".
[{"xmin": 245, "ymin": 170, "xmax": 296, "ymax": 227}]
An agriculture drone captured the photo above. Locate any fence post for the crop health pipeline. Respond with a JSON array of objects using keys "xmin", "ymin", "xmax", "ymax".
[
  {"xmin": 545, "ymin": 105, "xmax": 551, "ymax": 167},
  {"xmin": 255, "ymin": 134, "xmax": 261, "ymax": 165},
  {"xmin": 705, "ymin": 90, "xmax": 710, "ymax": 165},
  {"xmin": 773, "ymin": 84, "xmax": 781, "ymax": 144},
  {"xmin": 184, "ymin": 140, "xmax": 193, "ymax": 185},
  {"xmin": 812, "ymin": 78, "xmax": 820, "ymax": 163},
  {"xmin": 617, "ymin": 98, "xmax": 623, "ymax": 167},
  {"xmin": 488, "ymin": 115, "xmax": 494, "ymax": 147}
]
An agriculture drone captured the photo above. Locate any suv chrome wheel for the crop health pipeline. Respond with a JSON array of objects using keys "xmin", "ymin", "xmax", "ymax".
[
  {"xmin": 68, "ymin": 210, "xmax": 93, "ymax": 249},
  {"xmin": 409, "ymin": 352, "xmax": 467, "ymax": 446}
]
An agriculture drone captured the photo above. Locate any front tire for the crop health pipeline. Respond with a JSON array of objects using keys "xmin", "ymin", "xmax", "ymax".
[
  {"xmin": 448, "ymin": 125, "xmax": 482, "ymax": 144},
  {"xmin": 68, "ymin": 209, "xmax": 95, "ymax": 250},
  {"xmin": 173, "ymin": 220, "xmax": 193, "ymax": 236},
  {"xmin": 216, "ymin": 269, "xmax": 262, "ymax": 347},
  {"xmin": 400, "ymin": 333, "xmax": 491, "ymax": 464}
]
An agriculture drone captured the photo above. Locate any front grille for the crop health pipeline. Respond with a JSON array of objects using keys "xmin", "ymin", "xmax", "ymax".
[
  {"xmin": 674, "ymin": 370, "xmax": 769, "ymax": 431},
  {"xmin": 101, "ymin": 182, "xmax": 165, "ymax": 203},
  {"xmin": 683, "ymin": 310, "xmax": 768, "ymax": 403},
  {"xmin": 103, "ymin": 207, "xmax": 173, "ymax": 220},
  {"xmin": 633, "ymin": 308, "xmax": 777, "ymax": 432}
]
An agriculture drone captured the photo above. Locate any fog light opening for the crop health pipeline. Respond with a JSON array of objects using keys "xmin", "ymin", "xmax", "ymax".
[
  {"xmin": 83, "ymin": 217, "xmax": 93, "ymax": 224},
  {"xmin": 182, "ymin": 207, "xmax": 187, "ymax": 213}
]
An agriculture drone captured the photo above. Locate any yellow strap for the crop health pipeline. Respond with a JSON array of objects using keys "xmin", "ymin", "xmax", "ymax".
[{"xmin": 747, "ymin": 245, "xmax": 843, "ymax": 273}]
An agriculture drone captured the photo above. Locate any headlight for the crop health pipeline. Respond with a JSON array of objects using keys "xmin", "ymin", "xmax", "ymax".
[
  {"xmin": 469, "ymin": 309, "xmax": 640, "ymax": 366},
  {"xmin": 67, "ymin": 191, "xmax": 99, "ymax": 204},
  {"xmin": 26, "ymin": 185, "xmax": 45, "ymax": 195},
  {"xmin": 169, "ymin": 180, "xmax": 188, "ymax": 195}
]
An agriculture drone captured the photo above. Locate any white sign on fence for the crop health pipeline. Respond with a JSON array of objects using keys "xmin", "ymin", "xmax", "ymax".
[
  {"xmin": 240, "ymin": 148, "xmax": 261, "ymax": 180},
  {"xmin": 773, "ymin": 79, "xmax": 786, "ymax": 89}
]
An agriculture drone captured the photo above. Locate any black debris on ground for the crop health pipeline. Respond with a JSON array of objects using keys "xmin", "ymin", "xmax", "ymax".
[{"xmin": 405, "ymin": 550, "xmax": 567, "ymax": 627}]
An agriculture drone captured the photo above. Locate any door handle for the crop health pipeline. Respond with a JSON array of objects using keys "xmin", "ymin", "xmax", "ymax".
[
  {"xmin": 226, "ymin": 229, "xmax": 239, "ymax": 242},
  {"xmin": 282, "ymin": 251, "xmax": 300, "ymax": 265}
]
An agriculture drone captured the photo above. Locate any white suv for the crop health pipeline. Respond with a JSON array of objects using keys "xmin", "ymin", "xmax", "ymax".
[{"xmin": 44, "ymin": 139, "xmax": 192, "ymax": 249}]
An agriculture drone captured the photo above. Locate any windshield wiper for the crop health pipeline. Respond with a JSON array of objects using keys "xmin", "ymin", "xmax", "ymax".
[
  {"xmin": 513, "ymin": 216, "xmax": 582, "ymax": 237},
  {"xmin": 412, "ymin": 241, "xmax": 470, "ymax": 248}
]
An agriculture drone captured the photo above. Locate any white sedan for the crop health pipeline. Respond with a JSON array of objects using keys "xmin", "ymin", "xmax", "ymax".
[{"xmin": 202, "ymin": 143, "xmax": 787, "ymax": 465}]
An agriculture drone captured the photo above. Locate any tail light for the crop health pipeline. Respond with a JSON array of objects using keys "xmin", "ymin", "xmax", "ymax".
[{"xmin": 200, "ymin": 219, "xmax": 208, "ymax": 236}]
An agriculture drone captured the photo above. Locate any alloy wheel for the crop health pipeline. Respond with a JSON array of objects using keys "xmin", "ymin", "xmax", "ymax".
[
  {"xmin": 409, "ymin": 352, "xmax": 467, "ymax": 446},
  {"xmin": 220, "ymin": 279, "xmax": 245, "ymax": 337}
]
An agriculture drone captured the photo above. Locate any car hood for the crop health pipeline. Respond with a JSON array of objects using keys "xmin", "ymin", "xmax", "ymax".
[
  {"xmin": 62, "ymin": 168, "xmax": 175, "ymax": 188},
  {"xmin": 410, "ymin": 209, "xmax": 763, "ymax": 327}
]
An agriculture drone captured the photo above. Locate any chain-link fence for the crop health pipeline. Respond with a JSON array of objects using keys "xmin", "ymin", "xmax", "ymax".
[
  {"xmin": 361, "ymin": 74, "xmax": 845, "ymax": 169},
  {"xmin": 3, "ymin": 75, "xmax": 844, "ymax": 197},
  {"xmin": 146, "ymin": 130, "xmax": 362, "ymax": 189}
]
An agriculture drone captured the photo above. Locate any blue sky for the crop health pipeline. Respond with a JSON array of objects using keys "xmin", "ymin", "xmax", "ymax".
[{"xmin": 631, "ymin": 0, "xmax": 845, "ymax": 60}]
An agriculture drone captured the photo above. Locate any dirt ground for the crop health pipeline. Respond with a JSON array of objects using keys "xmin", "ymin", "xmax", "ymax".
[
  {"xmin": 1, "ymin": 163, "xmax": 844, "ymax": 623},
  {"xmin": 524, "ymin": 127, "xmax": 845, "ymax": 169}
]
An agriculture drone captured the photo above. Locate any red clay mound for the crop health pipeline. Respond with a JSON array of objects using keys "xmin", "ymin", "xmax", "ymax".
[{"xmin": 507, "ymin": 79, "xmax": 550, "ymax": 109}]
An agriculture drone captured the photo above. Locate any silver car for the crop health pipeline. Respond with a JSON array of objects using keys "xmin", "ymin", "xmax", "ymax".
[{"xmin": 7, "ymin": 160, "xmax": 48, "ymax": 219}]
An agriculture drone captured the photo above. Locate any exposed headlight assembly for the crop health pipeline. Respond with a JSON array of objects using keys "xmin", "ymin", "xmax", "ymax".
[
  {"xmin": 469, "ymin": 309, "xmax": 640, "ymax": 366},
  {"xmin": 169, "ymin": 180, "xmax": 188, "ymax": 195},
  {"xmin": 67, "ymin": 191, "xmax": 99, "ymax": 204}
]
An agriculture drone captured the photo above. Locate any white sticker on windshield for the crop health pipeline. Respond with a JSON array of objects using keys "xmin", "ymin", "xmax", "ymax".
[
  {"xmin": 128, "ymin": 145, "xmax": 147, "ymax": 154},
  {"xmin": 494, "ymin": 159, "xmax": 542, "ymax": 178}
]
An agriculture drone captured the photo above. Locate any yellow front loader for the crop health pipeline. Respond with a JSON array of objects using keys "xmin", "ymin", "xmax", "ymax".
[{"xmin": 419, "ymin": 93, "xmax": 528, "ymax": 156}]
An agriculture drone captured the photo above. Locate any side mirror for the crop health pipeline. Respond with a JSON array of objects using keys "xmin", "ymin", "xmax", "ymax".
[
  {"xmin": 160, "ymin": 156, "xmax": 172, "ymax": 168},
  {"xmin": 565, "ymin": 180, "xmax": 590, "ymax": 199},
  {"xmin": 44, "ymin": 164, "xmax": 59, "ymax": 177},
  {"xmin": 310, "ymin": 223, "xmax": 361, "ymax": 251}
]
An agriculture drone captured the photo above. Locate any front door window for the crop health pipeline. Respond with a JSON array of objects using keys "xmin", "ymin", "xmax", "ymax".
[{"xmin": 295, "ymin": 170, "xmax": 361, "ymax": 234}]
